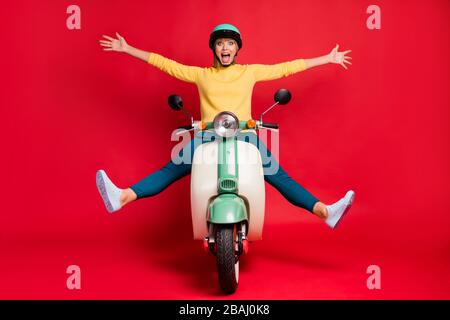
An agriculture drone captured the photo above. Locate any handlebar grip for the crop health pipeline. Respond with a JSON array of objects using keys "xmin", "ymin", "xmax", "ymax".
[
  {"xmin": 261, "ymin": 123, "xmax": 279, "ymax": 129},
  {"xmin": 177, "ymin": 125, "xmax": 193, "ymax": 130}
]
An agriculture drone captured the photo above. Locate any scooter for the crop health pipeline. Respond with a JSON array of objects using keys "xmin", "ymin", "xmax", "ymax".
[{"xmin": 168, "ymin": 89, "xmax": 292, "ymax": 294}]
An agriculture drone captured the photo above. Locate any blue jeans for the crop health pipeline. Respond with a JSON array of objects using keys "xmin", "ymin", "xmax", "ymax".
[{"xmin": 130, "ymin": 131, "xmax": 319, "ymax": 212}]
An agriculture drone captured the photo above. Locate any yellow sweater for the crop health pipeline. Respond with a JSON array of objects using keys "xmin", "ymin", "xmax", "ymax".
[{"xmin": 148, "ymin": 53, "xmax": 307, "ymax": 122}]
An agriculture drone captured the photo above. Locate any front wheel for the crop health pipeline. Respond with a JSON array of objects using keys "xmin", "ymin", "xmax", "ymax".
[{"xmin": 216, "ymin": 224, "xmax": 239, "ymax": 294}]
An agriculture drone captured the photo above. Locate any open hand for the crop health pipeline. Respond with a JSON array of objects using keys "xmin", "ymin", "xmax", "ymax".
[
  {"xmin": 328, "ymin": 44, "xmax": 352, "ymax": 69},
  {"xmin": 99, "ymin": 32, "xmax": 129, "ymax": 52}
]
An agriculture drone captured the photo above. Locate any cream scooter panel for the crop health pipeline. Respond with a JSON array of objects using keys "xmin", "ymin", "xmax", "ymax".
[
  {"xmin": 190, "ymin": 141, "xmax": 218, "ymax": 240},
  {"xmin": 236, "ymin": 140, "xmax": 265, "ymax": 240},
  {"xmin": 191, "ymin": 139, "xmax": 265, "ymax": 240}
]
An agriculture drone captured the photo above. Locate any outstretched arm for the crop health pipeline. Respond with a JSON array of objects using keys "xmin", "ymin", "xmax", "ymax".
[
  {"xmin": 250, "ymin": 44, "xmax": 352, "ymax": 82},
  {"xmin": 99, "ymin": 32, "xmax": 150, "ymax": 62},
  {"xmin": 304, "ymin": 44, "xmax": 352, "ymax": 70},
  {"xmin": 99, "ymin": 32, "xmax": 200, "ymax": 83}
]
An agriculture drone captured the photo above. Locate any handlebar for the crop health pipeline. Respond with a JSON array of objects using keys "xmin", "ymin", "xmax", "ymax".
[
  {"xmin": 177, "ymin": 125, "xmax": 194, "ymax": 130},
  {"xmin": 259, "ymin": 122, "xmax": 279, "ymax": 129},
  {"xmin": 201, "ymin": 120, "xmax": 278, "ymax": 130},
  {"xmin": 175, "ymin": 120, "xmax": 279, "ymax": 134}
]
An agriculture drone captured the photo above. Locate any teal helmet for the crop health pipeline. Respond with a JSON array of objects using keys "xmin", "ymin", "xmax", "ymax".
[{"xmin": 209, "ymin": 23, "xmax": 242, "ymax": 50}]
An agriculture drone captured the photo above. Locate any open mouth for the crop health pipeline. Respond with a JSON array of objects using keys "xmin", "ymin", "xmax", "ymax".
[{"xmin": 221, "ymin": 53, "xmax": 232, "ymax": 64}]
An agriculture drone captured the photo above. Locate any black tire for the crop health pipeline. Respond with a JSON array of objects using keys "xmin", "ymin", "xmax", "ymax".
[{"xmin": 216, "ymin": 224, "xmax": 239, "ymax": 294}]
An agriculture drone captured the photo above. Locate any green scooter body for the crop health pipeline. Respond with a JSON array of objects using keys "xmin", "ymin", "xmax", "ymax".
[{"xmin": 208, "ymin": 135, "xmax": 248, "ymax": 224}]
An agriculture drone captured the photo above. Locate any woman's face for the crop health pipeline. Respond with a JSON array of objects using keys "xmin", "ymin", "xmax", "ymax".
[{"xmin": 214, "ymin": 38, "xmax": 238, "ymax": 66}]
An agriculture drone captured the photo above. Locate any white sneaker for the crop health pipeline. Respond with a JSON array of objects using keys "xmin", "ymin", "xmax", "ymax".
[
  {"xmin": 325, "ymin": 190, "xmax": 355, "ymax": 229},
  {"xmin": 96, "ymin": 170, "xmax": 123, "ymax": 213}
]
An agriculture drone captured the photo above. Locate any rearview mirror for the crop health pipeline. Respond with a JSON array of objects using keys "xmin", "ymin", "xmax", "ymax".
[
  {"xmin": 274, "ymin": 89, "xmax": 292, "ymax": 105},
  {"xmin": 168, "ymin": 94, "xmax": 183, "ymax": 111}
]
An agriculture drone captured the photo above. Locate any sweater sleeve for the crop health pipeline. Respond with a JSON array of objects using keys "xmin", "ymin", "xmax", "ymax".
[
  {"xmin": 147, "ymin": 53, "xmax": 201, "ymax": 83},
  {"xmin": 249, "ymin": 59, "xmax": 307, "ymax": 82}
]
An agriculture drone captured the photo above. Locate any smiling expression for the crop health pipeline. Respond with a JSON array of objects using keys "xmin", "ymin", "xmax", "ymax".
[{"xmin": 214, "ymin": 38, "xmax": 238, "ymax": 66}]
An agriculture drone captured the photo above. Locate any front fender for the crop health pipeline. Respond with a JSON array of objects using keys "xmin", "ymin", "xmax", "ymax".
[{"xmin": 209, "ymin": 194, "xmax": 248, "ymax": 224}]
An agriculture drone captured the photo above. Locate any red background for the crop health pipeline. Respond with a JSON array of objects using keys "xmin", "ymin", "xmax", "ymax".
[{"xmin": 1, "ymin": 0, "xmax": 449, "ymax": 299}]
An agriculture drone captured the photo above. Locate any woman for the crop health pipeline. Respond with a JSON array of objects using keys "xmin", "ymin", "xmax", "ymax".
[{"xmin": 96, "ymin": 24, "xmax": 354, "ymax": 228}]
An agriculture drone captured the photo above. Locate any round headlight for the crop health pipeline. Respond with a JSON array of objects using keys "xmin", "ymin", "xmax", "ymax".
[{"xmin": 213, "ymin": 112, "xmax": 239, "ymax": 138}]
